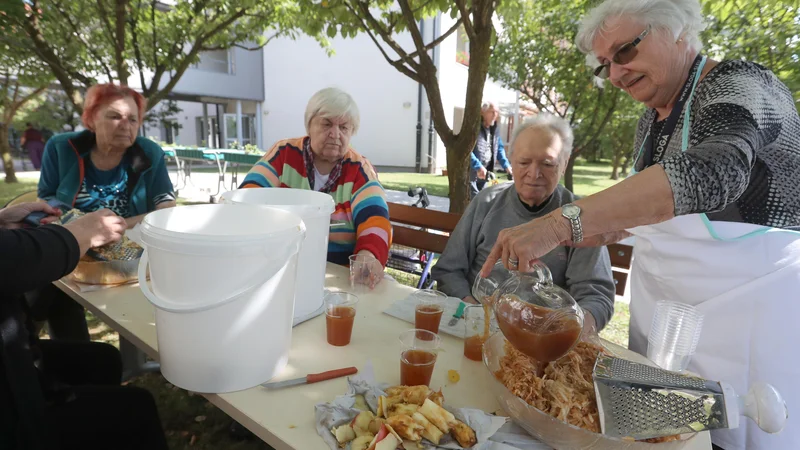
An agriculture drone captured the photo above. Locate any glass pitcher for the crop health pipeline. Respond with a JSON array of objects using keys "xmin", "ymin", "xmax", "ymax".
[{"xmin": 472, "ymin": 261, "xmax": 584, "ymax": 363}]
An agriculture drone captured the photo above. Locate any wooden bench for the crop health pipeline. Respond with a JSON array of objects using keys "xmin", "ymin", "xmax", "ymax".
[
  {"xmin": 387, "ymin": 202, "xmax": 460, "ymax": 254},
  {"xmin": 387, "ymin": 202, "xmax": 633, "ymax": 296},
  {"xmin": 607, "ymin": 243, "xmax": 633, "ymax": 296}
]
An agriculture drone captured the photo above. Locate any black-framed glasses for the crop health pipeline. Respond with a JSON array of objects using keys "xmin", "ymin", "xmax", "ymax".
[{"xmin": 593, "ymin": 25, "xmax": 651, "ymax": 79}]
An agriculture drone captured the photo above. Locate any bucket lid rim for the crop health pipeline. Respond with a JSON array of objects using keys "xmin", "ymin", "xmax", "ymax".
[{"xmin": 140, "ymin": 204, "xmax": 306, "ymax": 243}]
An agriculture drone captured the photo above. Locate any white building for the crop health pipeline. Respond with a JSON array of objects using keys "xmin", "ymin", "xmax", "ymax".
[{"xmin": 141, "ymin": 13, "xmax": 522, "ymax": 172}]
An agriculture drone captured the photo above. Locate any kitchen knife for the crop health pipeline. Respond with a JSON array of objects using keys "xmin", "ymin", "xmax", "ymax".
[
  {"xmin": 261, "ymin": 367, "xmax": 358, "ymax": 390},
  {"xmin": 448, "ymin": 301, "xmax": 467, "ymax": 326}
]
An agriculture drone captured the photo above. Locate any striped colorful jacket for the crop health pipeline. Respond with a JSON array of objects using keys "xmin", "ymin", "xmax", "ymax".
[{"xmin": 240, "ymin": 137, "xmax": 392, "ymax": 266}]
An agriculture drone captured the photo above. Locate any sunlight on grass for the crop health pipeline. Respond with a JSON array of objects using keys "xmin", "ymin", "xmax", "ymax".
[
  {"xmin": 0, "ymin": 179, "xmax": 39, "ymax": 206},
  {"xmin": 599, "ymin": 302, "xmax": 631, "ymax": 348}
]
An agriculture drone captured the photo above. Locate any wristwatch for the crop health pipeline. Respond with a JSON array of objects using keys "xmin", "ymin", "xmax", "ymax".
[{"xmin": 561, "ymin": 203, "xmax": 583, "ymax": 244}]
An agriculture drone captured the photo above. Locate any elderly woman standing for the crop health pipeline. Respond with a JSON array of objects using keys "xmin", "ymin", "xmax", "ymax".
[
  {"xmin": 434, "ymin": 115, "xmax": 615, "ymax": 332},
  {"xmin": 35, "ymin": 83, "xmax": 176, "ymax": 342},
  {"xmin": 482, "ymin": 1, "xmax": 800, "ymax": 448},
  {"xmin": 241, "ymin": 87, "xmax": 391, "ymax": 280}
]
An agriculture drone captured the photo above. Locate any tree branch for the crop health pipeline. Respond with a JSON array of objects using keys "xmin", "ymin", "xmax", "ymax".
[
  {"xmin": 22, "ymin": 1, "xmax": 87, "ymax": 112},
  {"xmin": 396, "ymin": 0, "xmax": 431, "ymax": 67},
  {"xmin": 129, "ymin": 2, "xmax": 148, "ymax": 90},
  {"xmin": 401, "ymin": 17, "xmax": 462, "ymax": 63},
  {"xmin": 52, "ymin": 0, "xmax": 115, "ymax": 82},
  {"xmin": 453, "ymin": 0, "xmax": 475, "ymax": 39},
  {"xmin": 348, "ymin": 1, "xmax": 419, "ymax": 72},
  {"xmin": 345, "ymin": 3, "xmax": 420, "ymax": 82},
  {"xmin": 114, "ymin": 0, "xmax": 130, "ymax": 83}
]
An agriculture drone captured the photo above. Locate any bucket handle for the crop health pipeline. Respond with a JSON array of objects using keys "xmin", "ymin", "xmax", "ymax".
[{"xmin": 138, "ymin": 236, "xmax": 303, "ymax": 313}]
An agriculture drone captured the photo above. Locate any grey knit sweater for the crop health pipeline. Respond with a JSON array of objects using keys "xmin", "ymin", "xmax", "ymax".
[{"xmin": 431, "ymin": 183, "xmax": 616, "ymax": 330}]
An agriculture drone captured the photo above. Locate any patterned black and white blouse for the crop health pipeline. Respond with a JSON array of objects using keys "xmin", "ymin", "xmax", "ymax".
[{"xmin": 634, "ymin": 60, "xmax": 800, "ymax": 228}]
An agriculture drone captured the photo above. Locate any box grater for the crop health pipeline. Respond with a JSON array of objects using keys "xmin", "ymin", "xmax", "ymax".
[
  {"xmin": 593, "ymin": 355, "xmax": 788, "ymax": 440},
  {"xmin": 59, "ymin": 209, "xmax": 143, "ymax": 262}
]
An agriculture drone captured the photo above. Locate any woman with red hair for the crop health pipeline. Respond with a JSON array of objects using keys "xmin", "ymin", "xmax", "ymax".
[
  {"xmin": 33, "ymin": 84, "xmax": 176, "ymax": 342},
  {"xmin": 38, "ymin": 83, "xmax": 176, "ymax": 228}
]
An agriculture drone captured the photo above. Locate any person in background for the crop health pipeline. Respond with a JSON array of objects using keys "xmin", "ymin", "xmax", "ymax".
[
  {"xmin": 434, "ymin": 115, "xmax": 615, "ymax": 334},
  {"xmin": 21, "ymin": 122, "xmax": 46, "ymax": 170},
  {"xmin": 482, "ymin": 0, "xmax": 800, "ymax": 448},
  {"xmin": 240, "ymin": 87, "xmax": 391, "ymax": 281},
  {"xmin": 0, "ymin": 202, "xmax": 168, "ymax": 450},
  {"xmin": 469, "ymin": 101, "xmax": 512, "ymax": 199},
  {"xmin": 34, "ymin": 83, "xmax": 176, "ymax": 342}
]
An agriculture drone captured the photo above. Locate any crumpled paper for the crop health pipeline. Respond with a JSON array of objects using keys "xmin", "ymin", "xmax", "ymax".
[{"xmin": 315, "ymin": 362, "xmax": 521, "ymax": 450}]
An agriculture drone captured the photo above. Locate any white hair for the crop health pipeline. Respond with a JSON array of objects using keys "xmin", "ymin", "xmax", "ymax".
[
  {"xmin": 304, "ymin": 87, "xmax": 361, "ymax": 135},
  {"xmin": 481, "ymin": 101, "xmax": 498, "ymax": 112},
  {"xmin": 576, "ymin": 0, "xmax": 706, "ymax": 58},
  {"xmin": 509, "ymin": 114, "xmax": 574, "ymax": 164}
]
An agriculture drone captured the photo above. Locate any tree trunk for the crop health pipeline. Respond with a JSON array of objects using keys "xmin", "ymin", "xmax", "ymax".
[
  {"xmin": 0, "ymin": 124, "xmax": 18, "ymax": 183},
  {"xmin": 563, "ymin": 152, "xmax": 578, "ymax": 193},
  {"xmin": 620, "ymin": 153, "xmax": 631, "ymax": 178},
  {"xmin": 610, "ymin": 151, "xmax": 622, "ymax": 180},
  {"xmin": 445, "ymin": 144, "xmax": 470, "ymax": 213}
]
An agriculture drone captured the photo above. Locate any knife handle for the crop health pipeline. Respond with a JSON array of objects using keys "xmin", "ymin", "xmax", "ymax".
[{"xmin": 306, "ymin": 367, "xmax": 358, "ymax": 384}]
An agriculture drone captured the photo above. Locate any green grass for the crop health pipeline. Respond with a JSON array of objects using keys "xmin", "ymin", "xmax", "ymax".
[
  {"xmin": 0, "ymin": 178, "xmax": 39, "ymax": 206},
  {"xmin": 378, "ymin": 159, "xmax": 622, "ymax": 199},
  {"xmin": 379, "ymin": 172, "xmax": 451, "ymax": 197},
  {"xmin": 599, "ymin": 301, "xmax": 630, "ymax": 348}
]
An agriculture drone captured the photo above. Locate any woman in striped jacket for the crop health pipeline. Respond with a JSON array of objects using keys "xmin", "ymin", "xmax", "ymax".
[{"xmin": 240, "ymin": 87, "xmax": 391, "ymax": 281}]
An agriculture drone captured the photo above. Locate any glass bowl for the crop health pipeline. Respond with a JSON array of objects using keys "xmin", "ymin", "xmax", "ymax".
[{"xmin": 482, "ymin": 332, "xmax": 699, "ymax": 449}]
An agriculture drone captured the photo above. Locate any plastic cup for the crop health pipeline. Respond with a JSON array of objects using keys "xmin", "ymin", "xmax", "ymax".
[
  {"xmin": 463, "ymin": 304, "xmax": 499, "ymax": 361},
  {"xmin": 647, "ymin": 300, "xmax": 704, "ymax": 372},
  {"xmin": 349, "ymin": 253, "xmax": 381, "ymax": 293},
  {"xmin": 324, "ymin": 291, "xmax": 359, "ymax": 346},
  {"xmin": 412, "ymin": 289, "xmax": 447, "ymax": 339},
  {"xmin": 399, "ymin": 329, "xmax": 441, "ymax": 387}
]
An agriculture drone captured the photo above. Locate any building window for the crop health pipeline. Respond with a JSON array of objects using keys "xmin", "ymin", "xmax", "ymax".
[
  {"xmin": 160, "ymin": 119, "xmax": 180, "ymax": 145},
  {"xmin": 194, "ymin": 49, "xmax": 233, "ymax": 74},
  {"xmin": 223, "ymin": 114, "xmax": 256, "ymax": 148},
  {"xmin": 455, "ymin": 26, "xmax": 469, "ymax": 66}
]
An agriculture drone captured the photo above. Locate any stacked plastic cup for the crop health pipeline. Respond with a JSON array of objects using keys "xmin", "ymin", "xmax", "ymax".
[{"xmin": 647, "ymin": 301, "xmax": 704, "ymax": 372}]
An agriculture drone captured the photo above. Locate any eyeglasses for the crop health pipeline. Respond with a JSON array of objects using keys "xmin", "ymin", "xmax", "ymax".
[{"xmin": 593, "ymin": 25, "xmax": 651, "ymax": 79}]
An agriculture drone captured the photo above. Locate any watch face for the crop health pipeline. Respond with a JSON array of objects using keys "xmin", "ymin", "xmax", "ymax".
[{"xmin": 563, "ymin": 204, "xmax": 580, "ymax": 218}]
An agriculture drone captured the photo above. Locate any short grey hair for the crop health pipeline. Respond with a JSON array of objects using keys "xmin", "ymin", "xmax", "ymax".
[
  {"xmin": 509, "ymin": 114, "xmax": 574, "ymax": 164},
  {"xmin": 304, "ymin": 87, "xmax": 361, "ymax": 135},
  {"xmin": 481, "ymin": 101, "xmax": 498, "ymax": 112},
  {"xmin": 576, "ymin": 0, "xmax": 706, "ymax": 58}
]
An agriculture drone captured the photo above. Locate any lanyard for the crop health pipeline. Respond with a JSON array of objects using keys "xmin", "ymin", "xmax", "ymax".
[
  {"xmin": 641, "ymin": 54, "xmax": 705, "ymax": 167},
  {"xmin": 631, "ymin": 55, "xmax": 707, "ymax": 172}
]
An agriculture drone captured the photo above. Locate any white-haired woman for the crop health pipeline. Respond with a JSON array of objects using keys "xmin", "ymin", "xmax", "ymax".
[
  {"xmin": 241, "ymin": 87, "xmax": 391, "ymax": 279},
  {"xmin": 469, "ymin": 101, "xmax": 512, "ymax": 199},
  {"xmin": 434, "ymin": 115, "xmax": 615, "ymax": 334},
  {"xmin": 482, "ymin": 1, "xmax": 800, "ymax": 448}
]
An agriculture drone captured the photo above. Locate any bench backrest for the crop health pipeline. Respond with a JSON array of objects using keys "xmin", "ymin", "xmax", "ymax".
[
  {"xmin": 607, "ymin": 243, "xmax": 633, "ymax": 296},
  {"xmin": 388, "ymin": 203, "xmax": 460, "ymax": 254},
  {"xmin": 388, "ymin": 201, "xmax": 633, "ymax": 296}
]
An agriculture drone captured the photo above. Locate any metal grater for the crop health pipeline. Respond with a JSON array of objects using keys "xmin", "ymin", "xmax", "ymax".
[
  {"xmin": 87, "ymin": 241, "xmax": 143, "ymax": 261},
  {"xmin": 593, "ymin": 355, "xmax": 731, "ymax": 440}
]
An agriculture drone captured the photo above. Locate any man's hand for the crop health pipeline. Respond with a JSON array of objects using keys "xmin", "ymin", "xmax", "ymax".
[
  {"xmin": 0, "ymin": 202, "xmax": 61, "ymax": 229},
  {"xmin": 63, "ymin": 209, "xmax": 127, "ymax": 255},
  {"xmin": 477, "ymin": 166, "xmax": 488, "ymax": 180}
]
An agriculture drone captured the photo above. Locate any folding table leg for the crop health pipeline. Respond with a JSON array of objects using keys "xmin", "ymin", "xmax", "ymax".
[{"xmin": 120, "ymin": 336, "xmax": 160, "ymax": 381}]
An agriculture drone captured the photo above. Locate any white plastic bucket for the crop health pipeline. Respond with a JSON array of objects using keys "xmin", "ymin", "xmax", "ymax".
[
  {"xmin": 138, "ymin": 204, "xmax": 305, "ymax": 393},
  {"xmin": 221, "ymin": 188, "xmax": 335, "ymax": 319}
]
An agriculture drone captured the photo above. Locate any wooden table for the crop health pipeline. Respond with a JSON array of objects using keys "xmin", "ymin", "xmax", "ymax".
[{"xmin": 55, "ymin": 264, "xmax": 712, "ymax": 450}]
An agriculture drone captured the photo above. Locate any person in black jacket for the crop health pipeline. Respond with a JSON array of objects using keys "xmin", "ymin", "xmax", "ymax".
[{"xmin": 0, "ymin": 203, "xmax": 169, "ymax": 450}]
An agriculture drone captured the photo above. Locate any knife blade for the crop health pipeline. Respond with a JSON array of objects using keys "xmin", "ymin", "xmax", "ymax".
[
  {"xmin": 448, "ymin": 301, "xmax": 467, "ymax": 326},
  {"xmin": 261, "ymin": 366, "xmax": 358, "ymax": 390}
]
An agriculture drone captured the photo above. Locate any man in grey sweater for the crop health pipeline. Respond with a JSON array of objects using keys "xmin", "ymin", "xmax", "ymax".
[{"xmin": 432, "ymin": 115, "xmax": 615, "ymax": 331}]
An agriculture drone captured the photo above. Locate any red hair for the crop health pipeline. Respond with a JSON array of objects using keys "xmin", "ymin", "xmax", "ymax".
[{"xmin": 81, "ymin": 84, "xmax": 147, "ymax": 130}]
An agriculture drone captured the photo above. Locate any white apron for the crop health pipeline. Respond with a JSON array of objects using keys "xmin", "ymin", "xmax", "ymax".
[{"xmin": 626, "ymin": 56, "xmax": 800, "ymax": 450}]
